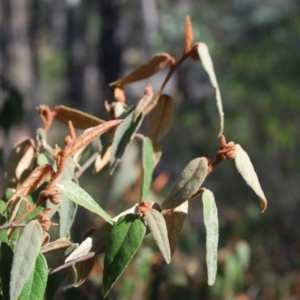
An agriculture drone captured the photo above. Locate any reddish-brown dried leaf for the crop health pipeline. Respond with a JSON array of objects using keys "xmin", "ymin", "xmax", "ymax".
[
  {"xmin": 163, "ymin": 201, "xmax": 188, "ymax": 257},
  {"xmin": 109, "ymin": 53, "xmax": 171, "ymax": 86},
  {"xmin": 146, "ymin": 94, "xmax": 174, "ymax": 144},
  {"xmin": 4, "ymin": 138, "xmax": 35, "ymax": 190},
  {"xmin": 185, "ymin": 15, "xmax": 194, "ymax": 52},
  {"xmin": 64, "ymin": 119, "xmax": 123, "ymax": 158},
  {"xmin": 53, "ymin": 105, "xmax": 105, "ymax": 129},
  {"xmin": 40, "ymin": 237, "xmax": 72, "ymax": 254},
  {"xmin": 14, "ymin": 164, "xmax": 53, "ymax": 198},
  {"xmin": 74, "ymin": 256, "xmax": 95, "ymax": 287}
]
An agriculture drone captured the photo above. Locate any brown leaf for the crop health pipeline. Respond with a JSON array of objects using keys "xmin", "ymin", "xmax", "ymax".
[
  {"xmin": 64, "ymin": 119, "xmax": 123, "ymax": 158},
  {"xmin": 93, "ymin": 145, "xmax": 112, "ymax": 173},
  {"xmin": 4, "ymin": 138, "xmax": 35, "ymax": 190},
  {"xmin": 74, "ymin": 257, "xmax": 95, "ymax": 287},
  {"xmin": 14, "ymin": 164, "xmax": 53, "ymax": 198},
  {"xmin": 163, "ymin": 201, "xmax": 188, "ymax": 257},
  {"xmin": 40, "ymin": 237, "xmax": 72, "ymax": 254},
  {"xmin": 110, "ymin": 53, "xmax": 171, "ymax": 86},
  {"xmin": 53, "ymin": 105, "xmax": 105, "ymax": 129},
  {"xmin": 185, "ymin": 15, "xmax": 194, "ymax": 52},
  {"xmin": 234, "ymin": 144, "xmax": 267, "ymax": 212},
  {"xmin": 147, "ymin": 94, "xmax": 174, "ymax": 144},
  {"xmin": 134, "ymin": 84, "xmax": 153, "ymax": 121}
]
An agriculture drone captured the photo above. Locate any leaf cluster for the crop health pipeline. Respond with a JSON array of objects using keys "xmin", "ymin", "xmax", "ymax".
[{"xmin": 0, "ymin": 16, "xmax": 267, "ymax": 299}]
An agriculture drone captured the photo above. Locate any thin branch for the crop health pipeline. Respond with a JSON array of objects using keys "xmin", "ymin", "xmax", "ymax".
[
  {"xmin": 75, "ymin": 152, "xmax": 98, "ymax": 179},
  {"xmin": 0, "ymin": 223, "xmax": 26, "ymax": 230}
]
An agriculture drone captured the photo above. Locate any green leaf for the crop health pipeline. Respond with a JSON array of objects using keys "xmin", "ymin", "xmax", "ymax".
[
  {"xmin": 110, "ymin": 106, "xmax": 143, "ymax": 174},
  {"xmin": 161, "ymin": 157, "xmax": 208, "ymax": 210},
  {"xmin": 9, "ymin": 220, "xmax": 43, "ymax": 300},
  {"xmin": 59, "ymin": 196, "xmax": 77, "ymax": 237},
  {"xmin": 56, "ymin": 180, "xmax": 113, "ymax": 224},
  {"xmin": 197, "ymin": 43, "xmax": 224, "ymax": 137},
  {"xmin": 18, "ymin": 254, "xmax": 48, "ymax": 300},
  {"xmin": 202, "ymin": 189, "xmax": 219, "ymax": 286},
  {"xmin": 234, "ymin": 144, "xmax": 267, "ymax": 212},
  {"xmin": 144, "ymin": 209, "xmax": 171, "ymax": 263},
  {"xmin": 102, "ymin": 214, "xmax": 146, "ymax": 297},
  {"xmin": 0, "ymin": 225, "xmax": 8, "ymax": 243},
  {"xmin": 141, "ymin": 137, "xmax": 154, "ymax": 201},
  {"xmin": 0, "ymin": 242, "xmax": 13, "ymax": 300}
]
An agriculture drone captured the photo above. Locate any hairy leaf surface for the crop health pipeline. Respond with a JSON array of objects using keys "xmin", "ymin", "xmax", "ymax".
[
  {"xmin": 53, "ymin": 105, "xmax": 105, "ymax": 129},
  {"xmin": 197, "ymin": 43, "xmax": 224, "ymax": 137},
  {"xmin": 202, "ymin": 189, "xmax": 219, "ymax": 286},
  {"xmin": 102, "ymin": 214, "xmax": 145, "ymax": 297},
  {"xmin": 9, "ymin": 220, "xmax": 43, "ymax": 300},
  {"xmin": 18, "ymin": 254, "xmax": 48, "ymax": 300},
  {"xmin": 144, "ymin": 209, "xmax": 171, "ymax": 263},
  {"xmin": 161, "ymin": 157, "xmax": 208, "ymax": 209},
  {"xmin": 56, "ymin": 180, "xmax": 113, "ymax": 224},
  {"xmin": 234, "ymin": 144, "xmax": 267, "ymax": 212},
  {"xmin": 110, "ymin": 53, "xmax": 171, "ymax": 86}
]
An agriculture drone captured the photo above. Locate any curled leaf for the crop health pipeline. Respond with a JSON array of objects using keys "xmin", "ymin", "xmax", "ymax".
[
  {"xmin": 234, "ymin": 144, "xmax": 267, "ymax": 212},
  {"xmin": 197, "ymin": 43, "xmax": 224, "ymax": 137},
  {"xmin": 163, "ymin": 201, "xmax": 188, "ymax": 257},
  {"xmin": 134, "ymin": 84, "xmax": 153, "ymax": 121},
  {"xmin": 161, "ymin": 157, "xmax": 208, "ymax": 210},
  {"xmin": 110, "ymin": 53, "xmax": 171, "ymax": 86},
  {"xmin": 93, "ymin": 145, "xmax": 112, "ymax": 173},
  {"xmin": 74, "ymin": 256, "xmax": 95, "ymax": 287},
  {"xmin": 40, "ymin": 237, "xmax": 73, "ymax": 254},
  {"xmin": 53, "ymin": 105, "xmax": 105, "ymax": 129},
  {"xmin": 4, "ymin": 137, "xmax": 35, "ymax": 190},
  {"xmin": 64, "ymin": 119, "xmax": 123, "ymax": 158},
  {"xmin": 144, "ymin": 209, "xmax": 171, "ymax": 263},
  {"xmin": 202, "ymin": 189, "xmax": 219, "ymax": 286}
]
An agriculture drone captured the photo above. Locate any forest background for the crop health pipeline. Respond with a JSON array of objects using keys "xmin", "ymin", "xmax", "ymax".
[{"xmin": 1, "ymin": 0, "xmax": 300, "ymax": 299}]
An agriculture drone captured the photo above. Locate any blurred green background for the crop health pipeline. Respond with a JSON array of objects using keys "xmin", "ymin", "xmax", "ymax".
[{"xmin": 1, "ymin": 0, "xmax": 300, "ymax": 299}]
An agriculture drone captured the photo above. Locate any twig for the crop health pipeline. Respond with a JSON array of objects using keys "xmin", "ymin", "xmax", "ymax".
[
  {"xmin": 0, "ymin": 223, "xmax": 26, "ymax": 230},
  {"xmin": 75, "ymin": 152, "xmax": 98, "ymax": 179}
]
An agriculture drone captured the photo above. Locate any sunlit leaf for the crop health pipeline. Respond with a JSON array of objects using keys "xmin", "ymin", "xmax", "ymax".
[
  {"xmin": 64, "ymin": 119, "xmax": 123, "ymax": 158},
  {"xmin": 141, "ymin": 137, "xmax": 154, "ymax": 201},
  {"xmin": 56, "ymin": 180, "xmax": 113, "ymax": 224},
  {"xmin": 185, "ymin": 15, "xmax": 194, "ymax": 51},
  {"xmin": 161, "ymin": 157, "xmax": 208, "ymax": 210},
  {"xmin": 53, "ymin": 105, "xmax": 105, "ymax": 129},
  {"xmin": 40, "ymin": 237, "xmax": 73, "ymax": 254},
  {"xmin": 110, "ymin": 106, "xmax": 143, "ymax": 173},
  {"xmin": 134, "ymin": 85, "xmax": 153, "ymax": 121},
  {"xmin": 163, "ymin": 201, "xmax": 188, "ymax": 257},
  {"xmin": 110, "ymin": 53, "xmax": 171, "ymax": 86},
  {"xmin": 234, "ymin": 144, "xmax": 267, "ymax": 212},
  {"xmin": 93, "ymin": 145, "xmax": 112, "ymax": 174},
  {"xmin": 202, "ymin": 189, "xmax": 219, "ymax": 286},
  {"xmin": 4, "ymin": 137, "xmax": 35, "ymax": 190},
  {"xmin": 18, "ymin": 254, "xmax": 48, "ymax": 300},
  {"xmin": 102, "ymin": 214, "xmax": 145, "ymax": 297},
  {"xmin": 0, "ymin": 242, "xmax": 13, "ymax": 300},
  {"xmin": 197, "ymin": 43, "xmax": 224, "ymax": 137},
  {"xmin": 10, "ymin": 220, "xmax": 43, "ymax": 300},
  {"xmin": 144, "ymin": 209, "xmax": 171, "ymax": 263}
]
